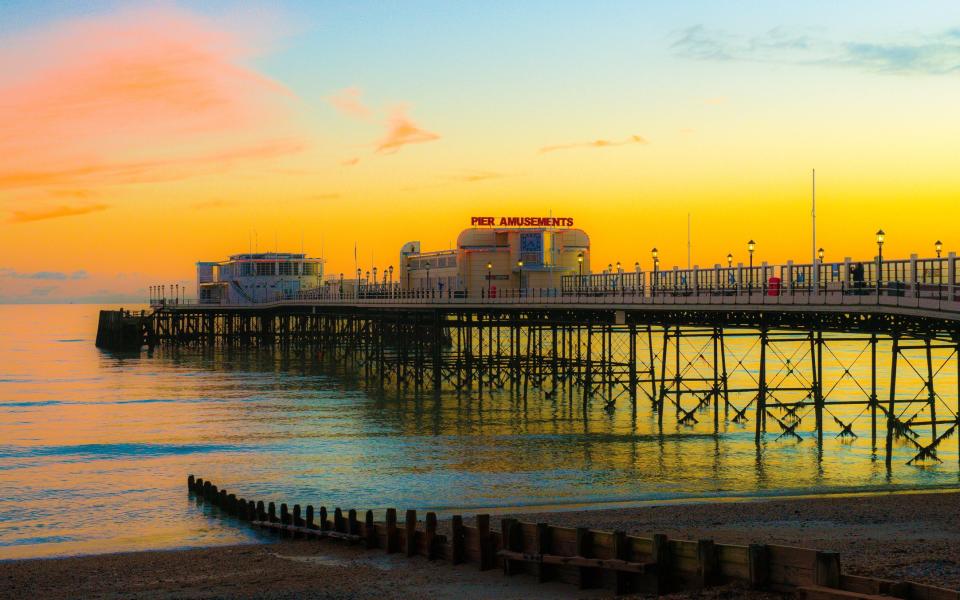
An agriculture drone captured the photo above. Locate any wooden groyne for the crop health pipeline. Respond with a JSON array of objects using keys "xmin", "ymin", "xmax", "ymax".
[{"xmin": 187, "ymin": 475, "xmax": 959, "ymax": 599}]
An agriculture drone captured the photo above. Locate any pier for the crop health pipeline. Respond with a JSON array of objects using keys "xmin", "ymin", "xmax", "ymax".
[{"xmin": 97, "ymin": 253, "xmax": 960, "ymax": 469}]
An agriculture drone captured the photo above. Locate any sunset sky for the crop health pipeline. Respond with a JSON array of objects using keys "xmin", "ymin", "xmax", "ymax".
[{"xmin": 1, "ymin": 1, "xmax": 959, "ymax": 302}]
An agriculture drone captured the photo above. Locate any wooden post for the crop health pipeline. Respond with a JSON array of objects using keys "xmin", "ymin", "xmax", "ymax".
[
  {"xmin": 451, "ymin": 515, "xmax": 465, "ymax": 565},
  {"xmin": 697, "ymin": 539, "xmax": 717, "ymax": 587},
  {"xmin": 247, "ymin": 500, "xmax": 256, "ymax": 521},
  {"xmin": 267, "ymin": 502, "xmax": 276, "ymax": 523},
  {"xmin": 652, "ymin": 533, "xmax": 670, "ymax": 593},
  {"xmin": 501, "ymin": 519, "xmax": 520, "ymax": 575},
  {"xmin": 280, "ymin": 503, "xmax": 290, "ymax": 526},
  {"xmin": 348, "ymin": 509, "xmax": 359, "ymax": 535},
  {"xmin": 364, "ymin": 510, "xmax": 377, "ymax": 549},
  {"xmin": 748, "ymin": 544, "xmax": 769, "ymax": 589},
  {"xmin": 815, "ymin": 551, "xmax": 841, "ymax": 588},
  {"xmin": 256, "ymin": 501, "xmax": 265, "ymax": 521},
  {"xmin": 218, "ymin": 489, "xmax": 226, "ymax": 507},
  {"xmin": 576, "ymin": 527, "xmax": 599, "ymax": 589},
  {"xmin": 227, "ymin": 494, "xmax": 237, "ymax": 515},
  {"xmin": 405, "ymin": 509, "xmax": 417, "ymax": 557},
  {"xmin": 386, "ymin": 508, "xmax": 399, "ymax": 553},
  {"xmin": 203, "ymin": 481, "xmax": 212, "ymax": 501},
  {"xmin": 334, "ymin": 507, "xmax": 344, "ymax": 533},
  {"xmin": 293, "ymin": 504, "xmax": 302, "ymax": 527},
  {"xmin": 535, "ymin": 522, "xmax": 551, "ymax": 583},
  {"xmin": 613, "ymin": 530, "xmax": 630, "ymax": 595},
  {"xmin": 319, "ymin": 506, "xmax": 328, "ymax": 531},
  {"xmin": 306, "ymin": 505, "xmax": 314, "ymax": 529},
  {"xmin": 477, "ymin": 514, "xmax": 493, "ymax": 571},
  {"xmin": 425, "ymin": 512, "xmax": 438, "ymax": 560},
  {"xmin": 187, "ymin": 474, "xmax": 195, "ymax": 492}
]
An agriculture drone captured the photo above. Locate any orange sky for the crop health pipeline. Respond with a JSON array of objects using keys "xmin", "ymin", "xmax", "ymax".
[{"xmin": 1, "ymin": 3, "xmax": 958, "ymax": 302}]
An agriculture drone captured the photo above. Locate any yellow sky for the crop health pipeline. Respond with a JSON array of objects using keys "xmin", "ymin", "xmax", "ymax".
[{"xmin": 1, "ymin": 3, "xmax": 958, "ymax": 301}]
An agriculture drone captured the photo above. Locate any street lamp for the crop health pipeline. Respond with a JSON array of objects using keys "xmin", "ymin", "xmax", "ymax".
[
  {"xmin": 339, "ymin": 272, "xmax": 344, "ymax": 298},
  {"xmin": 747, "ymin": 240, "xmax": 756, "ymax": 294},
  {"xmin": 372, "ymin": 266, "xmax": 378, "ymax": 289},
  {"xmin": 486, "ymin": 261, "xmax": 493, "ymax": 297},
  {"xmin": 726, "ymin": 253, "xmax": 733, "ymax": 268},
  {"xmin": 388, "ymin": 265, "xmax": 394, "ymax": 297},
  {"xmin": 517, "ymin": 259, "xmax": 524, "ymax": 294},
  {"xmin": 634, "ymin": 261, "xmax": 640, "ymax": 293},
  {"xmin": 651, "ymin": 248, "xmax": 659, "ymax": 295},
  {"xmin": 935, "ymin": 240, "xmax": 943, "ymax": 258},
  {"xmin": 424, "ymin": 261, "xmax": 431, "ymax": 292},
  {"xmin": 876, "ymin": 229, "xmax": 885, "ymax": 298},
  {"xmin": 818, "ymin": 247, "xmax": 824, "ymax": 263}
]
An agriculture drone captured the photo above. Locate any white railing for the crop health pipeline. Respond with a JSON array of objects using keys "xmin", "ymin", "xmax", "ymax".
[{"xmin": 150, "ymin": 282, "xmax": 960, "ymax": 319}]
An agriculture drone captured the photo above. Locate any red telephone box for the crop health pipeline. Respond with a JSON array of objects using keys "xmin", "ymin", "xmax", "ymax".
[{"xmin": 490, "ymin": 285, "xmax": 497, "ymax": 298}]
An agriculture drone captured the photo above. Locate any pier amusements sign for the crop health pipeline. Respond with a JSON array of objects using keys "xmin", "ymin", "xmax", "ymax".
[{"xmin": 471, "ymin": 216, "xmax": 574, "ymax": 227}]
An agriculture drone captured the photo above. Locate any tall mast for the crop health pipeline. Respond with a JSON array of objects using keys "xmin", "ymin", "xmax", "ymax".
[{"xmin": 811, "ymin": 169, "xmax": 817, "ymax": 292}]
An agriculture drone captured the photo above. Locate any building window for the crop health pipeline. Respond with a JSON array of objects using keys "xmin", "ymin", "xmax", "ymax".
[
  {"xmin": 302, "ymin": 263, "xmax": 318, "ymax": 276},
  {"xmin": 256, "ymin": 262, "xmax": 275, "ymax": 276},
  {"xmin": 239, "ymin": 262, "xmax": 254, "ymax": 277},
  {"xmin": 279, "ymin": 262, "xmax": 294, "ymax": 276},
  {"xmin": 520, "ymin": 232, "xmax": 544, "ymax": 265}
]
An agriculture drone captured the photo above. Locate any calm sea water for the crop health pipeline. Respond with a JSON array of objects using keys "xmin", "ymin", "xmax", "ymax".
[{"xmin": 1, "ymin": 304, "xmax": 958, "ymax": 560}]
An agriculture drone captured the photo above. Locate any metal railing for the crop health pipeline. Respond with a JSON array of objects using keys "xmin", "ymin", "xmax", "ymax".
[{"xmin": 151, "ymin": 281, "xmax": 960, "ymax": 318}]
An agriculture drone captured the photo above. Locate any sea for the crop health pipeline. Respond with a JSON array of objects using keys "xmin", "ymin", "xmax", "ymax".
[{"xmin": 1, "ymin": 304, "xmax": 957, "ymax": 559}]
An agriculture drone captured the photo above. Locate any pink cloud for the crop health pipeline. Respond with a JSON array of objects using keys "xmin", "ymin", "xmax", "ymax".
[
  {"xmin": 328, "ymin": 87, "xmax": 372, "ymax": 119},
  {"xmin": 375, "ymin": 107, "xmax": 440, "ymax": 154},
  {"xmin": 0, "ymin": 5, "xmax": 302, "ymax": 196}
]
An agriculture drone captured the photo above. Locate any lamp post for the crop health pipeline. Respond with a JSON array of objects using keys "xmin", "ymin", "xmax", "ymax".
[
  {"xmin": 406, "ymin": 261, "xmax": 411, "ymax": 292},
  {"xmin": 876, "ymin": 229, "xmax": 885, "ymax": 299},
  {"xmin": 372, "ymin": 266, "xmax": 378, "ymax": 293},
  {"xmin": 935, "ymin": 241, "xmax": 943, "ymax": 292},
  {"xmin": 577, "ymin": 252, "xmax": 584, "ymax": 294},
  {"xmin": 425, "ymin": 261, "xmax": 431, "ymax": 293},
  {"xmin": 747, "ymin": 240, "xmax": 755, "ymax": 294},
  {"xmin": 634, "ymin": 261, "xmax": 640, "ymax": 293},
  {"xmin": 388, "ymin": 265, "xmax": 394, "ymax": 297},
  {"xmin": 517, "ymin": 260, "xmax": 523, "ymax": 295},
  {"xmin": 817, "ymin": 247, "xmax": 825, "ymax": 295},
  {"xmin": 357, "ymin": 268, "xmax": 362, "ymax": 299},
  {"xmin": 651, "ymin": 248, "xmax": 659, "ymax": 295},
  {"xmin": 339, "ymin": 273, "xmax": 343, "ymax": 298},
  {"xmin": 486, "ymin": 261, "xmax": 493, "ymax": 297}
]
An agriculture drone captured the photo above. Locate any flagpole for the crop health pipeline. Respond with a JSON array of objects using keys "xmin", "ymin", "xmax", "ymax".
[{"xmin": 811, "ymin": 169, "xmax": 817, "ymax": 295}]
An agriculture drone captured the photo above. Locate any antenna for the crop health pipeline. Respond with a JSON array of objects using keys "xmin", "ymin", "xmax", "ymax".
[
  {"xmin": 812, "ymin": 169, "xmax": 817, "ymax": 292},
  {"xmin": 687, "ymin": 213, "xmax": 691, "ymax": 269}
]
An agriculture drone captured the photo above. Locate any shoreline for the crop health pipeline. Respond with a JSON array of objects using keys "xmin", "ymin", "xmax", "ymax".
[{"xmin": 4, "ymin": 489, "xmax": 959, "ymax": 598}]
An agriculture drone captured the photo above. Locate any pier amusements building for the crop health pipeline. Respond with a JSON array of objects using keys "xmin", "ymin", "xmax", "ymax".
[{"xmin": 400, "ymin": 216, "xmax": 590, "ymax": 297}]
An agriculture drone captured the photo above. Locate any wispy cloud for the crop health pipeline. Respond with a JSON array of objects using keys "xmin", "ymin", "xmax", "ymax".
[
  {"xmin": 0, "ymin": 5, "xmax": 302, "ymax": 200},
  {"xmin": 449, "ymin": 170, "xmax": 510, "ymax": 183},
  {"xmin": 0, "ymin": 268, "xmax": 88, "ymax": 280},
  {"xmin": 0, "ymin": 139, "xmax": 303, "ymax": 191},
  {"xmin": 328, "ymin": 86, "xmax": 372, "ymax": 119},
  {"xmin": 375, "ymin": 107, "xmax": 440, "ymax": 154},
  {"xmin": 672, "ymin": 25, "xmax": 960, "ymax": 75},
  {"xmin": 539, "ymin": 135, "xmax": 648, "ymax": 154},
  {"xmin": 341, "ymin": 157, "xmax": 360, "ymax": 167},
  {"xmin": 9, "ymin": 203, "xmax": 109, "ymax": 223}
]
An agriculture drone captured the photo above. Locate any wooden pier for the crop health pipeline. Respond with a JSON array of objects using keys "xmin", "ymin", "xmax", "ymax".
[{"xmin": 98, "ymin": 290, "xmax": 960, "ymax": 468}]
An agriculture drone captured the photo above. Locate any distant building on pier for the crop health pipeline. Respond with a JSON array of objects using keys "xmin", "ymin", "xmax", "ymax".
[{"xmin": 197, "ymin": 253, "xmax": 325, "ymax": 304}]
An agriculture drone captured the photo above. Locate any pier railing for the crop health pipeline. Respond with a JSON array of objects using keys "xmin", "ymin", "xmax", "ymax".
[{"xmin": 153, "ymin": 282, "xmax": 960, "ymax": 319}]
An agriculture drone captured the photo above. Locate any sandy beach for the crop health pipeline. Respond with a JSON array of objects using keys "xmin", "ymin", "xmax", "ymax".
[{"xmin": 3, "ymin": 489, "xmax": 958, "ymax": 599}]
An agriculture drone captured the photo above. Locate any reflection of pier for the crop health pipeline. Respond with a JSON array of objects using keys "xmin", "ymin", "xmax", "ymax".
[{"xmin": 121, "ymin": 286, "xmax": 960, "ymax": 470}]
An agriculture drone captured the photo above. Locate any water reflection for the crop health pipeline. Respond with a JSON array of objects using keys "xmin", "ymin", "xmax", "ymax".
[{"xmin": 0, "ymin": 305, "xmax": 958, "ymax": 560}]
